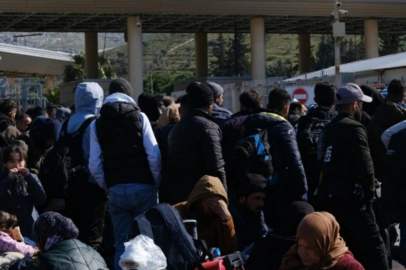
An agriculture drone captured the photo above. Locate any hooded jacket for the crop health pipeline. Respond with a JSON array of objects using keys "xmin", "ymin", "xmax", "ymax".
[
  {"xmin": 89, "ymin": 93, "xmax": 161, "ymax": 191},
  {"xmin": 166, "ymin": 108, "xmax": 226, "ymax": 204},
  {"xmin": 369, "ymin": 101, "xmax": 406, "ymax": 180},
  {"xmin": 212, "ymin": 103, "xmax": 232, "ymax": 125},
  {"xmin": 244, "ymin": 112, "xmax": 308, "ymax": 200},
  {"xmin": 27, "ymin": 239, "xmax": 108, "ymax": 270},
  {"xmin": 57, "ymin": 82, "xmax": 103, "ymax": 184},
  {"xmin": 173, "ymin": 176, "xmax": 238, "ymax": 255}
]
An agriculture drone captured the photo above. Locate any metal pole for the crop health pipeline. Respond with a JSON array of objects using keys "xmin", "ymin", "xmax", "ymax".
[
  {"xmin": 334, "ymin": 0, "xmax": 341, "ymax": 86},
  {"xmin": 150, "ymin": 66, "xmax": 153, "ymax": 94}
]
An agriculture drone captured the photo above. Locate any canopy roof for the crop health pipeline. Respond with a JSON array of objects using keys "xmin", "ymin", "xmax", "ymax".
[
  {"xmin": 0, "ymin": 0, "xmax": 405, "ymax": 34},
  {"xmin": 286, "ymin": 51, "xmax": 406, "ymax": 81},
  {"xmin": 0, "ymin": 43, "xmax": 73, "ymax": 77}
]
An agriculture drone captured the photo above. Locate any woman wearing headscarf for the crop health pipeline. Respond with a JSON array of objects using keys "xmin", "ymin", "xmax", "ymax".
[
  {"xmin": 26, "ymin": 212, "xmax": 108, "ymax": 270},
  {"xmin": 245, "ymin": 202, "xmax": 314, "ymax": 270},
  {"xmin": 280, "ymin": 212, "xmax": 364, "ymax": 270}
]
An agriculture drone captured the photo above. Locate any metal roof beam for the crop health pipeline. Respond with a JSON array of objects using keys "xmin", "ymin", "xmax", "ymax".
[
  {"xmin": 63, "ymin": 13, "xmax": 102, "ymax": 30},
  {"xmin": 4, "ymin": 13, "xmax": 37, "ymax": 29}
]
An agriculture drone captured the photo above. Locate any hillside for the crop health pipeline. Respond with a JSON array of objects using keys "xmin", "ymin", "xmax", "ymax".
[{"xmin": 105, "ymin": 33, "xmax": 324, "ymax": 78}]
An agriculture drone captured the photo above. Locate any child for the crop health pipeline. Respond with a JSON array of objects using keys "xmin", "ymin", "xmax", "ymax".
[
  {"xmin": 0, "ymin": 146, "xmax": 46, "ymax": 239},
  {"xmin": 0, "ymin": 211, "xmax": 36, "ymax": 256}
]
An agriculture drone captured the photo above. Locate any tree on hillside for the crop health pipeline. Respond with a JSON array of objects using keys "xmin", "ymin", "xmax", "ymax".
[
  {"xmin": 211, "ymin": 34, "xmax": 228, "ymax": 76},
  {"xmin": 110, "ymin": 51, "xmax": 128, "ymax": 78},
  {"xmin": 43, "ymin": 87, "xmax": 60, "ymax": 104},
  {"xmin": 226, "ymin": 33, "xmax": 250, "ymax": 76},
  {"xmin": 63, "ymin": 53, "xmax": 117, "ymax": 83},
  {"xmin": 63, "ymin": 53, "xmax": 86, "ymax": 83},
  {"xmin": 98, "ymin": 54, "xmax": 117, "ymax": 80},
  {"xmin": 268, "ymin": 59, "xmax": 298, "ymax": 78},
  {"xmin": 210, "ymin": 33, "xmax": 250, "ymax": 77},
  {"xmin": 314, "ymin": 35, "xmax": 335, "ymax": 70},
  {"xmin": 341, "ymin": 37, "xmax": 364, "ymax": 63},
  {"xmin": 379, "ymin": 34, "xmax": 401, "ymax": 56}
]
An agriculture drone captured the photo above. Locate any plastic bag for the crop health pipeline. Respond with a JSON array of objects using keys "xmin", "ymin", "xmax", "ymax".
[{"xmin": 119, "ymin": 235, "xmax": 167, "ymax": 270}]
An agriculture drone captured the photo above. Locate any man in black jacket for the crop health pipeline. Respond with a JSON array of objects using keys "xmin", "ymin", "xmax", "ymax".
[
  {"xmin": 296, "ymin": 81, "xmax": 337, "ymax": 204},
  {"xmin": 317, "ymin": 83, "xmax": 388, "ymax": 270},
  {"xmin": 244, "ymin": 88, "xmax": 308, "ymax": 228},
  {"xmin": 166, "ymin": 82, "xmax": 226, "ymax": 204}
]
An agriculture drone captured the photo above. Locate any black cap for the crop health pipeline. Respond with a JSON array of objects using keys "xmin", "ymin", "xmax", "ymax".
[
  {"xmin": 109, "ymin": 78, "xmax": 133, "ymax": 96},
  {"xmin": 186, "ymin": 82, "xmax": 214, "ymax": 108},
  {"xmin": 236, "ymin": 174, "xmax": 267, "ymax": 197}
]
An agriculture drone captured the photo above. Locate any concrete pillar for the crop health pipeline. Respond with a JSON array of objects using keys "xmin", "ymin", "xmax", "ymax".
[
  {"xmin": 127, "ymin": 16, "xmax": 143, "ymax": 99},
  {"xmin": 45, "ymin": 75, "xmax": 53, "ymax": 92},
  {"xmin": 85, "ymin": 32, "xmax": 98, "ymax": 79},
  {"xmin": 298, "ymin": 33, "xmax": 311, "ymax": 74},
  {"xmin": 364, "ymin": 19, "xmax": 379, "ymax": 59},
  {"xmin": 250, "ymin": 17, "xmax": 266, "ymax": 81},
  {"xmin": 195, "ymin": 32, "xmax": 208, "ymax": 80}
]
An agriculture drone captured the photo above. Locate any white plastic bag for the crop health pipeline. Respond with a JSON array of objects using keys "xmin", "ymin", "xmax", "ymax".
[{"xmin": 119, "ymin": 235, "xmax": 167, "ymax": 270}]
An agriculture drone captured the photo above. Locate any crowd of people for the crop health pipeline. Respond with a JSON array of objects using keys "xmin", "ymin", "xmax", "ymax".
[{"xmin": 0, "ymin": 76, "xmax": 404, "ymax": 270}]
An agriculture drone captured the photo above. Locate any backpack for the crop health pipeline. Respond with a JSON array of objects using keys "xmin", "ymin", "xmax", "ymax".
[
  {"xmin": 297, "ymin": 117, "xmax": 331, "ymax": 197},
  {"xmin": 229, "ymin": 129, "xmax": 275, "ymax": 189},
  {"xmin": 38, "ymin": 117, "xmax": 95, "ymax": 202},
  {"xmin": 132, "ymin": 204, "xmax": 206, "ymax": 270}
]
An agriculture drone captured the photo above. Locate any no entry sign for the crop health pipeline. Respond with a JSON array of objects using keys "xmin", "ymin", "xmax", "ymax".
[{"xmin": 292, "ymin": 88, "xmax": 308, "ymax": 104}]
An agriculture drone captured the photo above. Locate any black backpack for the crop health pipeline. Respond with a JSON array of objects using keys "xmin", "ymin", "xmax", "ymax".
[
  {"xmin": 39, "ymin": 117, "xmax": 95, "ymax": 202},
  {"xmin": 228, "ymin": 129, "xmax": 275, "ymax": 189},
  {"xmin": 132, "ymin": 204, "xmax": 206, "ymax": 270},
  {"xmin": 297, "ymin": 117, "xmax": 331, "ymax": 193}
]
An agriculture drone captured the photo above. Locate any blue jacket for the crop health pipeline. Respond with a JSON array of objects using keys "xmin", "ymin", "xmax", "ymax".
[
  {"xmin": 244, "ymin": 112, "xmax": 308, "ymax": 200},
  {"xmin": 212, "ymin": 103, "xmax": 232, "ymax": 125},
  {"xmin": 57, "ymin": 83, "xmax": 104, "ymax": 184}
]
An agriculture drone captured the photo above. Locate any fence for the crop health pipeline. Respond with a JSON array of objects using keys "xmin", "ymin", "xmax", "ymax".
[
  {"xmin": 0, "ymin": 79, "xmax": 46, "ymax": 111},
  {"xmin": 170, "ymin": 73, "xmax": 354, "ymax": 113}
]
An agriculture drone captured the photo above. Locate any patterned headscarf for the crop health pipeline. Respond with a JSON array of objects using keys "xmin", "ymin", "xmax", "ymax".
[{"xmin": 33, "ymin": 212, "xmax": 79, "ymax": 251}]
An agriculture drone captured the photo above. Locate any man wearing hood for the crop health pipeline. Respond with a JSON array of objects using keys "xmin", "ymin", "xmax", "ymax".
[
  {"xmin": 173, "ymin": 175, "xmax": 238, "ymax": 255},
  {"xmin": 244, "ymin": 88, "xmax": 307, "ymax": 228},
  {"xmin": 89, "ymin": 78, "xmax": 161, "ymax": 270},
  {"xmin": 229, "ymin": 174, "xmax": 268, "ymax": 251},
  {"xmin": 56, "ymin": 82, "xmax": 105, "ymax": 252}
]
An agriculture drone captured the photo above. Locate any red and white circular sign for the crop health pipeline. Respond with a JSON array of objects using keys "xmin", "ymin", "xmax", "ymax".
[{"xmin": 292, "ymin": 88, "xmax": 308, "ymax": 104}]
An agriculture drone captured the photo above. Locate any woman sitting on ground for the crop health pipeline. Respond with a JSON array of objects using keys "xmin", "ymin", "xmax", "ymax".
[
  {"xmin": 25, "ymin": 212, "xmax": 108, "ymax": 270},
  {"xmin": 280, "ymin": 212, "xmax": 365, "ymax": 270}
]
